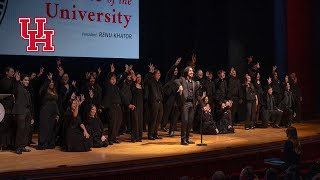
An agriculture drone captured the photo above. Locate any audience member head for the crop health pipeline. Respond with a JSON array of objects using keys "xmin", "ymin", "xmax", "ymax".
[
  {"xmin": 286, "ymin": 126, "xmax": 301, "ymax": 155},
  {"xmin": 212, "ymin": 171, "xmax": 225, "ymax": 180},
  {"xmin": 240, "ymin": 166, "xmax": 258, "ymax": 180}
]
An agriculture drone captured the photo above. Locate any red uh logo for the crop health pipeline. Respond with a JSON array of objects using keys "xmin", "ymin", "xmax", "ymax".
[{"xmin": 19, "ymin": 17, "xmax": 55, "ymax": 52}]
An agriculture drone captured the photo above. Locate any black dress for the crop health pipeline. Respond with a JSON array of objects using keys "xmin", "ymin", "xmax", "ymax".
[
  {"xmin": 130, "ymin": 84, "xmax": 143, "ymax": 141},
  {"xmin": 38, "ymin": 85, "xmax": 59, "ymax": 149},
  {"xmin": 85, "ymin": 116, "xmax": 108, "ymax": 148},
  {"xmin": 64, "ymin": 110, "xmax": 91, "ymax": 152}
]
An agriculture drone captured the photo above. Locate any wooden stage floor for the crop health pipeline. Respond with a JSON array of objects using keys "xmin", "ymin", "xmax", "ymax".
[{"xmin": 1, "ymin": 121, "xmax": 320, "ymax": 178}]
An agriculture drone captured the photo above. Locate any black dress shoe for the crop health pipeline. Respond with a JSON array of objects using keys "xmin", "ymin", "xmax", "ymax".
[
  {"xmin": 154, "ymin": 135, "xmax": 163, "ymax": 139},
  {"xmin": 169, "ymin": 131, "xmax": 174, "ymax": 137},
  {"xmin": 131, "ymin": 139, "xmax": 136, "ymax": 143},
  {"xmin": 21, "ymin": 147, "xmax": 31, "ymax": 152},
  {"xmin": 186, "ymin": 140, "xmax": 195, "ymax": 144},
  {"xmin": 36, "ymin": 146, "xmax": 45, "ymax": 150},
  {"xmin": 181, "ymin": 140, "xmax": 189, "ymax": 145},
  {"xmin": 16, "ymin": 148, "xmax": 22, "ymax": 154},
  {"xmin": 161, "ymin": 127, "xmax": 168, "ymax": 132},
  {"xmin": 148, "ymin": 136, "xmax": 156, "ymax": 140},
  {"xmin": 113, "ymin": 140, "xmax": 120, "ymax": 144},
  {"xmin": 136, "ymin": 139, "xmax": 142, "ymax": 142},
  {"xmin": 108, "ymin": 141, "xmax": 114, "ymax": 145}
]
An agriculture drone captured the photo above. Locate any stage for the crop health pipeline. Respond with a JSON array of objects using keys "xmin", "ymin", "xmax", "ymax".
[{"xmin": 1, "ymin": 121, "xmax": 320, "ymax": 179}]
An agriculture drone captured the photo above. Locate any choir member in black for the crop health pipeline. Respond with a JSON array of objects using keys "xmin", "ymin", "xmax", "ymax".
[
  {"xmin": 28, "ymin": 67, "xmax": 45, "ymax": 145},
  {"xmin": 12, "ymin": 74, "xmax": 33, "ymax": 154},
  {"xmin": 204, "ymin": 71, "xmax": 215, "ymax": 111},
  {"xmin": 144, "ymin": 69, "xmax": 164, "ymax": 140},
  {"xmin": 161, "ymin": 58, "xmax": 181, "ymax": 132},
  {"xmin": 253, "ymin": 73, "xmax": 264, "ymax": 124},
  {"xmin": 227, "ymin": 68, "xmax": 242, "ymax": 124},
  {"xmin": 0, "ymin": 67, "xmax": 17, "ymax": 150},
  {"xmin": 130, "ymin": 73, "xmax": 144, "ymax": 142},
  {"xmin": 119, "ymin": 67, "xmax": 133, "ymax": 134},
  {"xmin": 175, "ymin": 66, "xmax": 205, "ymax": 145},
  {"xmin": 289, "ymin": 74, "xmax": 302, "ymax": 123},
  {"xmin": 214, "ymin": 70, "xmax": 227, "ymax": 110},
  {"xmin": 243, "ymin": 74, "xmax": 258, "ymax": 130},
  {"xmin": 37, "ymin": 73, "xmax": 60, "ymax": 150},
  {"xmin": 270, "ymin": 66, "xmax": 282, "ymax": 106},
  {"xmin": 85, "ymin": 105, "xmax": 108, "ymax": 148},
  {"xmin": 280, "ymin": 83, "xmax": 296, "ymax": 127},
  {"xmin": 261, "ymin": 86, "xmax": 283, "ymax": 128},
  {"xmin": 201, "ymin": 97, "xmax": 218, "ymax": 135},
  {"xmin": 64, "ymin": 98, "xmax": 91, "ymax": 152},
  {"xmin": 143, "ymin": 64, "xmax": 155, "ymax": 132},
  {"xmin": 216, "ymin": 100, "xmax": 234, "ymax": 134},
  {"xmin": 193, "ymin": 69, "xmax": 206, "ymax": 132},
  {"xmin": 81, "ymin": 75, "xmax": 102, "ymax": 120}
]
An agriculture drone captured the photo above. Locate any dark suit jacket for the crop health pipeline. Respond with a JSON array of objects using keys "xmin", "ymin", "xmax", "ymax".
[
  {"xmin": 12, "ymin": 84, "xmax": 33, "ymax": 115},
  {"xmin": 175, "ymin": 77, "xmax": 204, "ymax": 108}
]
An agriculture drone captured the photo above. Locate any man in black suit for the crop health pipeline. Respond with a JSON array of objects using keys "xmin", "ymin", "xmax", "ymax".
[
  {"xmin": 280, "ymin": 83, "xmax": 296, "ymax": 127},
  {"xmin": 175, "ymin": 67, "xmax": 205, "ymax": 145},
  {"xmin": 12, "ymin": 74, "xmax": 33, "ymax": 154}
]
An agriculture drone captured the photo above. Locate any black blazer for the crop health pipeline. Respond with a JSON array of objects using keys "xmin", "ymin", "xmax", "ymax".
[
  {"xmin": 12, "ymin": 84, "xmax": 33, "ymax": 115},
  {"xmin": 175, "ymin": 77, "xmax": 204, "ymax": 108}
]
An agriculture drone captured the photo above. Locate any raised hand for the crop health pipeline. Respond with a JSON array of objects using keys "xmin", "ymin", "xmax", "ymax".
[
  {"xmin": 175, "ymin": 57, "xmax": 182, "ymax": 66},
  {"xmin": 38, "ymin": 67, "xmax": 44, "ymax": 77},
  {"xmin": 272, "ymin": 66, "xmax": 277, "ymax": 72},
  {"xmin": 97, "ymin": 67, "xmax": 102, "ymax": 75},
  {"xmin": 191, "ymin": 53, "xmax": 197, "ymax": 64},
  {"xmin": 80, "ymin": 94, "xmax": 85, "ymax": 104},
  {"xmin": 56, "ymin": 58, "xmax": 62, "ymax": 67},
  {"xmin": 89, "ymin": 89, "xmax": 94, "ymax": 99},
  {"xmin": 148, "ymin": 63, "xmax": 155, "ymax": 73},
  {"xmin": 267, "ymin": 77, "xmax": 272, "ymax": 84},
  {"xmin": 285, "ymin": 75, "xmax": 289, "ymax": 83},
  {"xmin": 177, "ymin": 85, "xmax": 183, "ymax": 94},
  {"xmin": 71, "ymin": 80, "xmax": 76, "ymax": 87},
  {"xmin": 15, "ymin": 71, "xmax": 21, "ymax": 81},
  {"xmin": 57, "ymin": 66, "xmax": 64, "ymax": 76},
  {"xmin": 125, "ymin": 64, "xmax": 130, "ymax": 72},
  {"xmin": 110, "ymin": 63, "xmax": 115, "ymax": 73},
  {"xmin": 129, "ymin": 64, "xmax": 133, "ymax": 71},
  {"xmin": 47, "ymin": 72, "xmax": 53, "ymax": 81}
]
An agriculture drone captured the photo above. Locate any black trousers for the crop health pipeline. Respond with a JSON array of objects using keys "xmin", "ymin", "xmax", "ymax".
[
  {"xmin": 169, "ymin": 104, "xmax": 181, "ymax": 133},
  {"xmin": 282, "ymin": 109, "xmax": 293, "ymax": 127},
  {"xmin": 230, "ymin": 97, "xmax": 241, "ymax": 124},
  {"xmin": 14, "ymin": 111, "xmax": 32, "ymax": 149},
  {"xmin": 181, "ymin": 102, "xmax": 195, "ymax": 141},
  {"xmin": 294, "ymin": 99, "xmax": 302, "ymax": 123},
  {"xmin": 121, "ymin": 106, "xmax": 131, "ymax": 133},
  {"xmin": 161, "ymin": 95, "xmax": 175, "ymax": 128},
  {"xmin": 108, "ymin": 104, "xmax": 123, "ymax": 142},
  {"xmin": 245, "ymin": 100, "xmax": 256, "ymax": 128},
  {"xmin": 262, "ymin": 109, "xmax": 282, "ymax": 127},
  {"xmin": 143, "ymin": 102, "xmax": 149, "ymax": 132},
  {"xmin": 148, "ymin": 101, "xmax": 163, "ymax": 137}
]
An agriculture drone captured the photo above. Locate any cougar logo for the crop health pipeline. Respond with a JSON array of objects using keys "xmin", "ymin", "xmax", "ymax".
[{"xmin": 0, "ymin": 0, "xmax": 8, "ymax": 26}]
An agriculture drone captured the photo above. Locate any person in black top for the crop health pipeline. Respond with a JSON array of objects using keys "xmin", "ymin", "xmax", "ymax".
[
  {"xmin": 144, "ymin": 69, "xmax": 163, "ymax": 140},
  {"xmin": 12, "ymin": 74, "xmax": 33, "ymax": 154},
  {"xmin": 289, "ymin": 74, "xmax": 302, "ymax": 123},
  {"xmin": 216, "ymin": 100, "xmax": 234, "ymax": 134},
  {"xmin": 261, "ymin": 86, "xmax": 283, "ymax": 128},
  {"xmin": 143, "ymin": 64, "xmax": 155, "ymax": 132},
  {"xmin": 248, "ymin": 62, "xmax": 260, "ymax": 81},
  {"xmin": 227, "ymin": 68, "xmax": 242, "ymax": 124},
  {"xmin": 130, "ymin": 73, "xmax": 144, "ymax": 142},
  {"xmin": 85, "ymin": 105, "xmax": 108, "ymax": 148},
  {"xmin": 37, "ymin": 74, "xmax": 60, "ymax": 150},
  {"xmin": 283, "ymin": 127, "xmax": 301, "ymax": 179},
  {"xmin": 0, "ymin": 67, "xmax": 17, "ymax": 150},
  {"xmin": 193, "ymin": 69, "xmax": 206, "ymax": 132},
  {"xmin": 175, "ymin": 66, "xmax": 205, "ymax": 145},
  {"xmin": 201, "ymin": 97, "xmax": 218, "ymax": 135},
  {"xmin": 280, "ymin": 83, "xmax": 296, "ymax": 127},
  {"xmin": 161, "ymin": 58, "xmax": 181, "ymax": 132},
  {"xmin": 214, "ymin": 70, "xmax": 227, "ymax": 110},
  {"xmin": 204, "ymin": 71, "xmax": 215, "ymax": 112},
  {"xmin": 253, "ymin": 73, "xmax": 264, "ymax": 124},
  {"xmin": 270, "ymin": 67, "xmax": 282, "ymax": 106},
  {"xmin": 64, "ymin": 98, "xmax": 91, "ymax": 152},
  {"xmin": 243, "ymin": 74, "xmax": 258, "ymax": 130}
]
